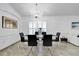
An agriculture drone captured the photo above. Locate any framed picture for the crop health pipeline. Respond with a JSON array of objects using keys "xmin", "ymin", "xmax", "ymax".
[
  {"xmin": 2, "ymin": 16, "xmax": 17, "ymax": 29},
  {"xmin": 72, "ymin": 22, "xmax": 79, "ymax": 29}
]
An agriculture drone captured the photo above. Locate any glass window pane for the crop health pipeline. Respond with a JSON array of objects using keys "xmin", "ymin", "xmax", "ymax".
[
  {"xmin": 32, "ymin": 21, "xmax": 37, "ymax": 28},
  {"xmin": 43, "ymin": 22, "xmax": 46, "ymax": 28},
  {"xmin": 38, "ymin": 21, "xmax": 42, "ymax": 28},
  {"xmin": 32, "ymin": 28, "xmax": 35, "ymax": 34},
  {"xmin": 29, "ymin": 29, "xmax": 32, "ymax": 34},
  {"xmin": 43, "ymin": 28, "xmax": 46, "ymax": 32}
]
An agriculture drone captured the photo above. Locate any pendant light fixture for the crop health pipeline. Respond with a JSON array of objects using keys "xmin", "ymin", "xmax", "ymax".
[{"xmin": 34, "ymin": 3, "xmax": 39, "ymax": 19}]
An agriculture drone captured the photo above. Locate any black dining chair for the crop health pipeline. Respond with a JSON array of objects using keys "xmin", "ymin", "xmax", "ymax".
[
  {"xmin": 27, "ymin": 35, "xmax": 38, "ymax": 46},
  {"xmin": 35, "ymin": 32, "xmax": 38, "ymax": 35},
  {"xmin": 19, "ymin": 32, "xmax": 28, "ymax": 42},
  {"xmin": 52, "ymin": 32, "xmax": 61, "ymax": 42},
  {"xmin": 42, "ymin": 35, "xmax": 52, "ymax": 46},
  {"xmin": 42, "ymin": 32, "xmax": 46, "ymax": 35}
]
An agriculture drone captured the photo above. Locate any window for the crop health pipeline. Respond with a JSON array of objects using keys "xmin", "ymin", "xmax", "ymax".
[
  {"xmin": 29, "ymin": 21, "xmax": 46, "ymax": 34},
  {"xmin": 72, "ymin": 22, "xmax": 79, "ymax": 29}
]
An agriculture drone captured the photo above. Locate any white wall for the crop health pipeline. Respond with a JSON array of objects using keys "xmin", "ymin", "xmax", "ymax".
[
  {"xmin": 0, "ymin": 3, "xmax": 22, "ymax": 50},
  {"xmin": 20, "ymin": 17, "xmax": 32, "ymax": 35}
]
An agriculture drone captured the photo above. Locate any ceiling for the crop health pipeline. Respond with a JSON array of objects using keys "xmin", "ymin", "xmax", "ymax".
[{"xmin": 10, "ymin": 3, "xmax": 79, "ymax": 17}]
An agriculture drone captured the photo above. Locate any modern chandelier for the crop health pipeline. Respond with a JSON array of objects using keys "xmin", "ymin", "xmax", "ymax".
[{"xmin": 34, "ymin": 3, "xmax": 39, "ymax": 19}]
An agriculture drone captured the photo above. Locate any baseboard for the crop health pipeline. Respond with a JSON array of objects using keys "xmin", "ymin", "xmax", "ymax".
[{"xmin": 68, "ymin": 42, "xmax": 79, "ymax": 47}]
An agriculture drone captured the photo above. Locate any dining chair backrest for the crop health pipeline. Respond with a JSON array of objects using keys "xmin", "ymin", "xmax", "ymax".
[{"xmin": 19, "ymin": 32, "xmax": 26, "ymax": 42}]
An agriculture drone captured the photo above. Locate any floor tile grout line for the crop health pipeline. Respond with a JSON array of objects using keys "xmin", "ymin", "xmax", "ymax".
[
  {"xmin": 27, "ymin": 46, "xmax": 33, "ymax": 56},
  {"xmin": 48, "ymin": 47, "xmax": 53, "ymax": 56},
  {"xmin": 31, "ymin": 47, "xmax": 36, "ymax": 56}
]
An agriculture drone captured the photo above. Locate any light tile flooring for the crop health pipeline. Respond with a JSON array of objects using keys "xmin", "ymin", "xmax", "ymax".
[{"xmin": 0, "ymin": 42, "xmax": 79, "ymax": 56}]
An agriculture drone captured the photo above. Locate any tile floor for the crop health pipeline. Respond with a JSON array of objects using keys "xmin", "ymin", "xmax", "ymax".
[{"xmin": 0, "ymin": 42, "xmax": 79, "ymax": 56}]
